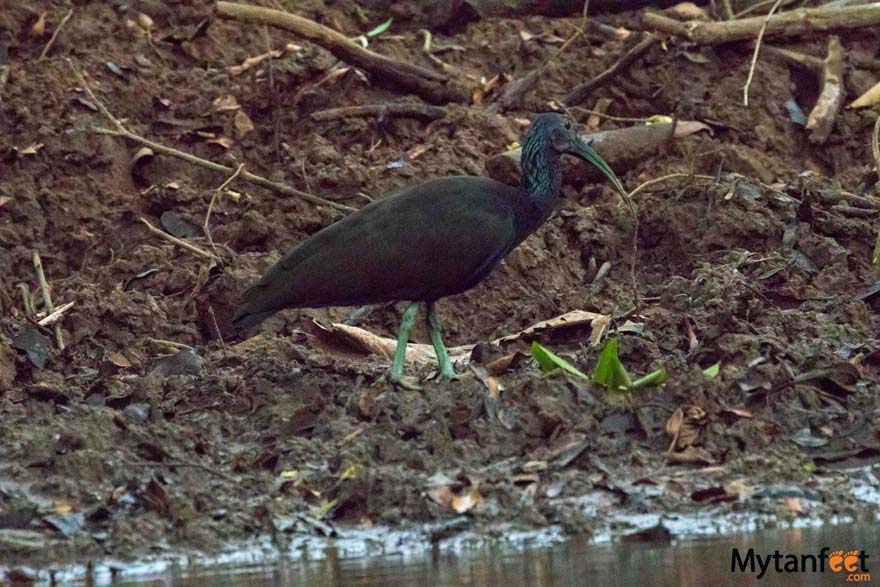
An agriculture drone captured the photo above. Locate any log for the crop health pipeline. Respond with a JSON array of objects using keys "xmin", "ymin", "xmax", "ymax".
[
  {"xmin": 640, "ymin": 3, "xmax": 880, "ymax": 44},
  {"xmin": 216, "ymin": 2, "xmax": 467, "ymax": 104},
  {"xmin": 486, "ymin": 123, "xmax": 676, "ymax": 186}
]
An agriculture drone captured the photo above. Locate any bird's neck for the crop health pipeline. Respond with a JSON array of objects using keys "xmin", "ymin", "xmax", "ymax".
[{"xmin": 520, "ymin": 141, "xmax": 562, "ymax": 217}]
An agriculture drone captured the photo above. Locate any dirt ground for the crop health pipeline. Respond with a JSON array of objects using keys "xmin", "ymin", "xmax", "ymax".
[{"xmin": 1, "ymin": 0, "xmax": 880, "ymax": 570}]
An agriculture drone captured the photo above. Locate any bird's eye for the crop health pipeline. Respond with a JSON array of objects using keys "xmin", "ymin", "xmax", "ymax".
[{"xmin": 564, "ymin": 120, "xmax": 572, "ymax": 129}]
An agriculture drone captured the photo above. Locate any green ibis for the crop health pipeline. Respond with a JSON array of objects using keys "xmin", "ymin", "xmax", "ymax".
[{"xmin": 233, "ymin": 112, "xmax": 625, "ymax": 383}]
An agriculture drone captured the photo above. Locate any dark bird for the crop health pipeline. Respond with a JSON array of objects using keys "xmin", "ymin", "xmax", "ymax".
[{"xmin": 233, "ymin": 112, "xmax": 625, "ymax": 384}]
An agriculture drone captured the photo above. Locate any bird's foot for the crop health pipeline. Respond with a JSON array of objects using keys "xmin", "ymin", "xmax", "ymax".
[{"xmin": 378, "ymin": 370, "xmax": 423, "ymax": 391}]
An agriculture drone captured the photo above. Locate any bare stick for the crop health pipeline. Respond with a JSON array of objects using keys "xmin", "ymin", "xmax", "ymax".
[
  {"xmin": 147, "ymin": 337, "xmax": 193, "ymax": 350},
  {"xmin": 641, "ymin": 3, "xmax": 880, "ymax": 44},
  {"xmin": 208, "ymin": 305, "xmax": 227, "ymax": 353},
  {"xmin": 68, "ymin": 61, "xmax": 355, "ymax": 214},
  {"xmin": 205, "ymin": 163, "xmax": 245, "ymax": 255},
  {"xmin": 32, "ymin": 251, "xmax": 64, "ymax": 350},
  {"xmin": 0, "ymin": 66, "xmax": 10, "ymax": 104},
  {"xmin": 761, "ymin": 45, "xmax": 823, "ymax": 72},
  {"xmin": 563, "ymin": 34, "xmax": 659, "ymax": 107},
  {"xmin": 38, "ymin": 8, "xmax": 73, "ymax": 61},
  {"xmin": 742, "ymin": 0, "xmax": 784, "ymax": 106},
  {"xmin": 627, "ymin": 173, "xmax": 715, "ymax": 199},
  {"xmin": 215, "ymin": 1, "xmax": 466, "ymax": 104},
  {"xmin": 311, "ymin": 102, "xmax": 447, "ymax": 122},
  {"xmin": 38, "ymin": 301, "xmax": 75, "ymax": 326},
  {"xmin": 140, "ymin": 217, "xmax": 220, "ymax": 261},
  {"xmin": 805, "ymin": 36, "xmax": 845, "ymax": 144}
]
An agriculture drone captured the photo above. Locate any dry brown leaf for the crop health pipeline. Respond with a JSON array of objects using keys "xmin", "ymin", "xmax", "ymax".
[
  {"xmin": 665, "ymin": 2, "xmax": 708, "ymax": 20},
  {"xmin": 784, "ymin": 497, "xmax": 803, "ymax": 513},
  {"xmin": 723, "ymin": 479, "xmax": 757, "ymax": 499},
  {"xmin": 497, "ymin": 310, "xmax": 608, "ymax": 346},
  {"xmin": 207, "ymin": 137, "xmax": 234, "ymax": 149},
  {"xmin": 233, "ymin": 110, "xmax": 255, "ymax": 139},
  {"xmin": 588, "ymin": 97, "xmax": 612, "ymax": 131},
  {"xmin": 428, "ymin": 484, "xmax": 453, "ymax": 507},
  {"xmin": 19, "ymin": 143, "xmax": 44, "ymax": 156},
  {"xmin": 107, "ymin": 352, "xmax": 132, "ymax": 368},
  {"xmin": 406, "ymin": 145, "xmax": 429, "ymax": 160},
  {"xmin": 137, "ymin": 12, "xmax": 154, "ymax": 30},
  {"xmin": 666, "ymin": 407, "xmax": 684, "ymax": 437},
  {"xmin": 213, "ymin": 95, "xmax": 240, "ymax": 112},
  {"xmin": 54, "ymin": 499, "xmax": 75, "ymax": 514},
  {"xmin": 674, "ymin": 120, "xmax": 712, "ymax": 138},
  {"xmin": 451, "ymin": 487, "xmax": 482, "ymax": 513},
  {"xmin": 849, "ymin": 80, "xmax": 880, "ymax": 109},
  {"xmin": 666, "ymin": 446, "xmax": 716, "ymax": 465},
  {"xmin": 0, "ymin": 195, "xmax": 11, "ymax": 208},
  {"xmin": 32, "ymin": 12, "xmax": 47, "ymax": 37},
  {"xmin": 722, "ymin": 407, "xmax": 753, "ymax": 419}
]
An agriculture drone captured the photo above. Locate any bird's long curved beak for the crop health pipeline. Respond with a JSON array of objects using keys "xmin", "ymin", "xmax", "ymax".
[{"xmin": 572, "ymin": 136, "xmax": 626, "ymax": 196}]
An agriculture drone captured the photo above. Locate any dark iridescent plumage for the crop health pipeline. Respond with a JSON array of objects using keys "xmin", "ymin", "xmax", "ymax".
[{"xmin": 234, "ymin": 113, "xmax": 624, "ymax": 382}]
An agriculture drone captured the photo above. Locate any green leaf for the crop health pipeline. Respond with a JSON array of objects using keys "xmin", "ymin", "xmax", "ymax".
[
  {"xmin": 803, "ymin": 461, "xmax": 816, "ymax": 474},
  {"xmin": 630, "ymin": 366, "xmax": 668, "ymax": 388},
  {"xmin": 531, "ymin": 341, "xmax": 588, "ymax": 379},
  {"xmin": 591, "ymin": 338, "xmax": 632, "ymax": 389},
  {"xmin": 703, "ymin": 362, "xmax": 720, "ymax": 378},
  {"xmin": 366, "ymin": 18, "xmax": 392, "ymax": 37}
]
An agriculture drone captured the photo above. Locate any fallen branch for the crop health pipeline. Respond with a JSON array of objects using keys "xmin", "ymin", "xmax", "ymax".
[
  {"xmin": 310, "ymin": 102, "xmax": 447, "ymax": 122},
  {"xmin": 640, "ymin": 3, "xmax": 880, "ymax": 44},
  {"xmin": 563, "ymin": 33, "xmax": 659, "ymax": 107},
  {"xmin": 216, "ymin": 1, "xmax": 466, "ymax": 104},
  {"xmin": 486, "ymin": 122, "xmax": 676, "ymax": 186},
  {"xmin": 805, "ymin": 36, "xmax": 844, "ymax": 144},
  {"xmin": 68, "ymin": 61, "xmax": 355, "ymax": 214},
  {"xmin": 139, "ymin": 217, "xmax": 220, "ymax": 261},
  {"xmin": 32, "ymin": 251, "xmax": 64, "ymax": 350},
  {"xmin": 38, "ymin": 8, "xmax": 73, "ymax": 61}
]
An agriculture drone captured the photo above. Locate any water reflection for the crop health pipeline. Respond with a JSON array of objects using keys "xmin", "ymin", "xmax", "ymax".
[{"xmin": 121, "ymin": 524, "xmax": 878, "ymax": 587}]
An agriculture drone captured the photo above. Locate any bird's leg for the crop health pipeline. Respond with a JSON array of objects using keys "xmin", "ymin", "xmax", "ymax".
[
  {"xmin": 426, "ymin": 302, "xmax": 456, "ymax": 379},
  {"xmin": 388, "ymin": 301, "xmax": 420, "ymax": 383}
]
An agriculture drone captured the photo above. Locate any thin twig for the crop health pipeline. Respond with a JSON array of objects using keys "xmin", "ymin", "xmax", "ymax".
[
  {"xmin": 208, "ymin": 305, "xmax": 227, "ymax": 354},
  {"xmin": 628, "ymin": 173, "xmax": 716, "ymax": 199},
  {"xmin": 147, "ymin": 337, "xmax": 193, "ymax": 350},
  {"xmin": 721, "ymin": 0, "xmax": 735, "ymax": 19},
  {"xmin": 140, "ymin": 217, "xmax": 220, "ymax": 261},
  {"xmin": 38, "ymin": 301, "xmax": 75, "ymax": 326},
  {"xmin": 743, "ymin": 0, "xmax": 784, "ymax": 106},
  {"xmin": 32, "ymin": 251, "xmax": 64, "ymax": 350},
  {"xmin": 0, "ymin": 66, "xmax": 10, "ymax": 103},
  {"xmin": 67, "ymin": 60, "xmax": 355, "ymax": 213},
  {"xmin": 38, "ymin": 8, "xmax": 73, "ymax": 61},
  {"xmin": 205, "ymin": 163, "xmax": 245, "ymax": 256}
]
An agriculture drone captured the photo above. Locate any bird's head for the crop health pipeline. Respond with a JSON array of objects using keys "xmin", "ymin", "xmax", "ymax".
[{"xmin": 527, "ymin": 112, "xmax": 626, "ymax": 196}]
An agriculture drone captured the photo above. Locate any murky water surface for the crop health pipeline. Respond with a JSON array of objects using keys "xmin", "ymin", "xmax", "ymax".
[{"xmin": 75, "ymin": 523, "xmax": 878, "ymax": 587}]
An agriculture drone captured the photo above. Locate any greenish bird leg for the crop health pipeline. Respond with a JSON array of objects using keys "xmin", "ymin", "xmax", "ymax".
[
  {"xmin": 426, "ymin": 302, "xmax": 456, "ymax": 378},
  {"xmin": 389, "ymin": 301, "xmax": 420, "ymax": 382}
]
